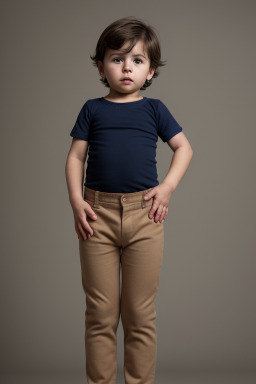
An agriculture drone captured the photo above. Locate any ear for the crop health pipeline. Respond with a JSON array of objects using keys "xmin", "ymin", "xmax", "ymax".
[
  {"xmin": 98, "ymin": 61, "xmax": 105, "ymax": 77},
  {"xmin": 147, "ymin": 66, "xmax": 155, "ymax": 81}
]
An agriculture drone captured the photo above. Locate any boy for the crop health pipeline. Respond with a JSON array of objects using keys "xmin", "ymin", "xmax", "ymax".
[{"xmin": 66, "ymin": 16, "xmax": 193, "ymax": 384}]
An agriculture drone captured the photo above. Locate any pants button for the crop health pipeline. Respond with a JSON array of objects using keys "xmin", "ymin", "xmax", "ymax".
[{"xmin": 123, "ymin": 197, "xmax": 127, "ymax": 202}]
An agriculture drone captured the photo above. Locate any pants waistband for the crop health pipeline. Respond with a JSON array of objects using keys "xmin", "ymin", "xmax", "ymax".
[{"xmin": 83, "ymin": 186, "xmax": 154, "ymax": 209}]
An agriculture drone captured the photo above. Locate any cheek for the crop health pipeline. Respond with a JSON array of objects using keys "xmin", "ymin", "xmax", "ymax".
[
  {"xmin": 137, "ymin": 67, "xmax": 150, "ymax": 78},
  {"xmin": 108, "ymin": 66, "xmax": 120, "ymax": 77}
]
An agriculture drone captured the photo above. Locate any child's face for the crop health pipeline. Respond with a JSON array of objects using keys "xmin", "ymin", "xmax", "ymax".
[{"xmin": 98, "ymin": 40, "xmax": 155, "ymax": 95}]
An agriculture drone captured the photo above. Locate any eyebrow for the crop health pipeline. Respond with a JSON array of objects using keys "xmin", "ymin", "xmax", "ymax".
[{"xmin": 109, "ymin": 53, "xmax": 147, "ymax": 59}]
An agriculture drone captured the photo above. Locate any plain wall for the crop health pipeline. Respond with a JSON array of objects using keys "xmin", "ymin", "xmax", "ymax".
[{"xmin": 1, "ymin": 0, "xmax": 255, "ymax": 376}]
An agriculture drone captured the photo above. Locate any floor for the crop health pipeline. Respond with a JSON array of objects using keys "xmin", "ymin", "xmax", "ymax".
[{"xmin": 0, "ymin": 372, "xmax": 256, "ymax": 384}]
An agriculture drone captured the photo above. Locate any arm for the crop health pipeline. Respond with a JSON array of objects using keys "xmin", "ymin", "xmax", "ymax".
[
  {"xmin": 144, "ymin": 131, "xmax": 193, "ymax": 223},
  {"xmin": 65, "ymin": 138, "xmax": 97, "ymax": 240},
  {"xmin": 162, "ymin": 131, "xmax": 193, "ymax": 193},
  {"xmin": 65, "ymin": 137, "xmax": 88, "ymax": 205}
]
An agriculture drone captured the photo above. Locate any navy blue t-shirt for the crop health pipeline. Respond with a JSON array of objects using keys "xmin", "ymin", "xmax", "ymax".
[{"xmin": 70, "ymin": 97, "xmax": 183, "ymax": 193}]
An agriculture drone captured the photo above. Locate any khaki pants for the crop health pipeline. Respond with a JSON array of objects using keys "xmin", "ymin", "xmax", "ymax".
[{"xmin": 79, "ymin": 186, "xmax": 165, "ymax": 384}]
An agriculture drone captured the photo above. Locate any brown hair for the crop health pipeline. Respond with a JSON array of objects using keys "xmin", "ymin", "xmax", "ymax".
[{"xmin": 90, "ymin": 16, "xmax": 167, "ymax": 90}]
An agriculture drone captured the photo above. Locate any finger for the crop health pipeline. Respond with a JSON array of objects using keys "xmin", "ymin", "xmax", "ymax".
[
  {"xmin": 149, "ymin": 201, "xmax": 159, "ymax": 219},
  {"xmin": 159, "ymin": 207, "xmax": 167, "ymax": 222},
  {"xmin": 89, "ymin": 209, "xmax": 98, "ymax": 220},
  {"xmin": 154, "ymin": 204, "xmax": 164, "ymax": 222},
  {"xmin": 82, "ymin": 218, "xmax": 94, "ymax": 237},
  {"xmin": 78, "ymin": 222, "xmax": 88, "ymax": 240},
  {"xmin": 75, "ymin": 223, "xmax": 81, "ymax": 239},
  {"xmin": 85, "ymin": 204, "xmax": 98, "ymax": 220},
  {"xmin": 75, "ymin": 223, "xmax": 87, "ymax": 240},
  {"xmin": 144, "ymin": 188, "xmax": 156, "ymax": 200},
  {"xmin": 78, "ymin": 222, "xmax": 89, "ymax": 240},
  {"xmin": 163, "ymin": 207, "xmax": 168, "ymax": 220}
]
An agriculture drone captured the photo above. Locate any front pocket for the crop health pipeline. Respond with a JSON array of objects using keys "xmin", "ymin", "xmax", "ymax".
[
  {"xmin": 146, "ymin": 207, "xmax": 164, "ymax": 224},
  {"xmin": 84, "ymin": 198, "xmax": 101, "ymax": 210}
]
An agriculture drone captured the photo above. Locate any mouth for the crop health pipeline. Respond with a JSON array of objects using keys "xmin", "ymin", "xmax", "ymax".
[{"xmin": 121, "ymin": 78, "xmax": 133, "ymax": 84}]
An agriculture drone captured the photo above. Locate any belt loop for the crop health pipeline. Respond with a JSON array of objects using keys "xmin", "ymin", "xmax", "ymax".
[
  {"xmin": 141, "ymin": 187, "xmax": 153, "ymax": 208},
  {"xmin": 93, "ymin": 190, "xmax": 100, "ymax": 208},
  {"xmin": 141, "ymin": 191, "xmax": 146, "ymax": 209}
]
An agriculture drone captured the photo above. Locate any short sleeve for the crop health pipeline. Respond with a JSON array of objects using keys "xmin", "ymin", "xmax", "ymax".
[
  {"xmin": 156, "ymin": 100, "xmax": 183, "ymax": 143},
  {"xmin": 70, "ymin": 101, "xmax": 91, "ymax": 141}
]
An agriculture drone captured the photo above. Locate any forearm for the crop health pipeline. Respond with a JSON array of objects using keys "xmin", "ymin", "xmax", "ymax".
[
  {"xmin": 65, "ymin": 155, "xmax": 85, "ymax": 207},
  {"xmin": 162, "ymin": 144, "xmax": 193, "ymax": 193}
]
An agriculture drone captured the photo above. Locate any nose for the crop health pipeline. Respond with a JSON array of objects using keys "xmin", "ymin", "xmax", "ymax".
[
  {"xmin": 122, "ymin": 59, "xmax": 132, "ymax": 72},
  {"xmin": 123, "ymin": 67, "xmax": 132, "ymax": 74}
]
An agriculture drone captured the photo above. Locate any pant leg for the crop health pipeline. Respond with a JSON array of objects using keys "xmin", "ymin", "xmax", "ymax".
[
  {"xmin": 79, "ymin": 201, "xmax": 122, "ymax": 384},
  {"xmin": 120, "ymin": 204, "xmax": 164, "ymax": 384}
]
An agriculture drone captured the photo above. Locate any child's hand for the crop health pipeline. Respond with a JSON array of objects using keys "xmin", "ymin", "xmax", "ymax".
[
  {"xmin": 72, "ymin": 200, "xmax": 98, "ymax": 240},
  {"xmin": 143, "ymin": 183, "xmax": 172, "ymax": 223}
]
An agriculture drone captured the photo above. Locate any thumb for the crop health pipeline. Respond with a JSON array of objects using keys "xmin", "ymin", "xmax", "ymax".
[
  {"xmin": 144, "ymin": 188, "xmax": 156, "ymax": 200},
  {"xmin": 86, "ymin": 206, "xmax": 98, "ymax": 220}
]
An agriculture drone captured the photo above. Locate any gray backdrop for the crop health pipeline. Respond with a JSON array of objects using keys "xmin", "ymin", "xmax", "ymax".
[{"xmin": 1, "ymin": 0, "xmax": 255, "ymax": 382}]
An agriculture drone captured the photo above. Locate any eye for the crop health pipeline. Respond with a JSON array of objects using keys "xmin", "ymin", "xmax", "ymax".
[
  {"xmin": 113, "ymin": 57, "xmax": 122, "ymax": 63},
  {"xmin": 112, "ymin": 57, "xmax": 143, "ymax": 64}
]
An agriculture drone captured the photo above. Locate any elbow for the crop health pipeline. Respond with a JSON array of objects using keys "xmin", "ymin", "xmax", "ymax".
[{"xmin": 188, "ymin": 143, "xmax": 193, "ymax": 156}]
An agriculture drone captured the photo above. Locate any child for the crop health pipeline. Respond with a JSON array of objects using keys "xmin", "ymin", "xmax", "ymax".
[{"xmin": 66, "ymin": 16, "xmax": 193, "ymax": 384}]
